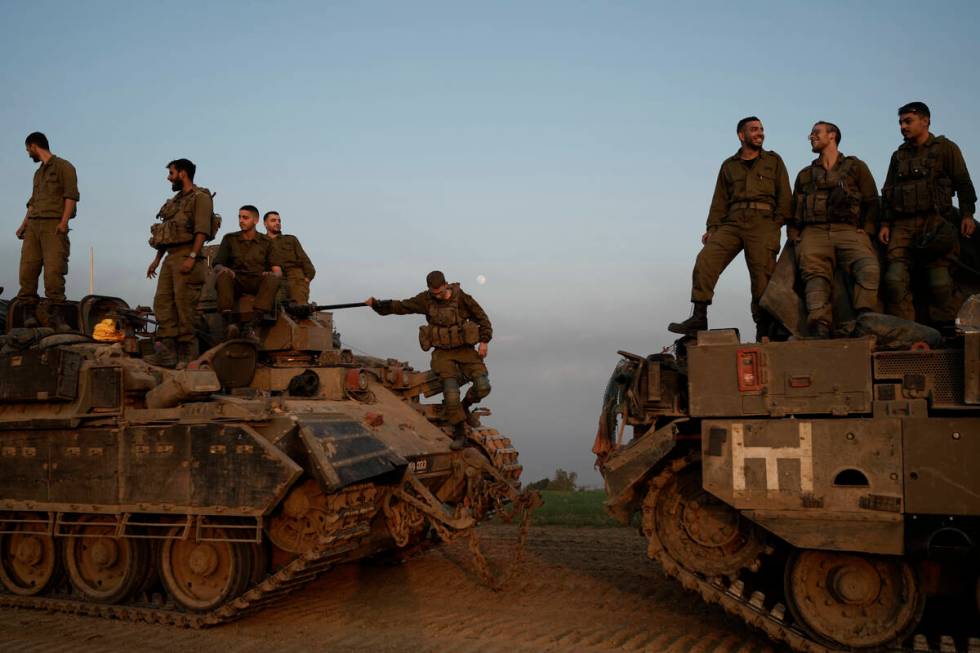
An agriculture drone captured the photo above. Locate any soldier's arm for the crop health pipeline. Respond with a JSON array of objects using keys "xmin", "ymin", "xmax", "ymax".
[
  {"xmin": 856, "ymin": 160, "xmax": 880, "ymax": 234},
  {"xmin": 705, "ymin": 164, "xmax": 729, "ymax": 231},
  {"xmin": 58, "ymin": 161, "xmax": 80, "ymax": 233},
  {"xmin": 773, "ymin": 155, "xmax": 793, "ymax": 226},
  {"xmin": 946, "ymin": 141, "xmax": 977, "ymax": 218},
  {"xmin": 212, "ymin": 235, "xmax": 232, "ymax": 272},
  {"xmin": 461, "ymin": 290, "xmax": 493, "ymax": 343},
  {"xmin": 264, "ymin": 241, "xmax": 283, "ymax": 277},
  {"xmin": 190, "ymin": 192, "xmax": 213, "ymax": 254},
  {"xmin": 295, "ymin": 238, "xmax": 316, "ymax": 280},
  {"xmin": 371, "ymin": 292, "xmax": 428, "ymax": 316}
]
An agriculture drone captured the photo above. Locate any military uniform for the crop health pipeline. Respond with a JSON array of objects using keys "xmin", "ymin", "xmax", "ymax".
[
  {"xmin": 150, "ymin": 187, "xmax": 213, "ymax": 345},
  {"xmin": 691, "ymin": 149, "xmax": 792, "ymax": 330},
  {"xmin": 213, "ymin": 232, "xmax": 283, "ymax": 313},
  {"xmin": 20, "ymin": 155, "xmax": 79, "ymax": 301},
  {"xmin": 790, "ymin": 155, "xmax": 880, "ymax": 329},
  {"xmin": 372, "ymin": 283, "xmax": 492, "ymax": 426},
  {"xmin": 881, "ymin": 133, "xmax": 977, "ymax": 321},
  {"xmin": 270, "ymin": 234, "xmax": 315, "ymax": 304}
]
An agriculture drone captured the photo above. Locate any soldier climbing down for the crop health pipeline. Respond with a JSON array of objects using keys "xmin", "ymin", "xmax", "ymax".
[{"xmin": 365, "ymin": 271, "xmax": 492, "ymax": 450}]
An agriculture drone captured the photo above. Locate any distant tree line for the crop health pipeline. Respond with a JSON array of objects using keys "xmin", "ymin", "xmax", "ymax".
[{"xmin": 527, "ymin": 468, "xmax": 578, "ymax": 492}]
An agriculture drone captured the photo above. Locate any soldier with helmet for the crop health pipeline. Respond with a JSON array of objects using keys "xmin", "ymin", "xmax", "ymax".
[
  {"xmin": 145, "ymin": 158, "xmax": 215, "ymax": 368},
  {"xmin": 879, "ymin": 101, "xmax": 977, "ymax": 325},
  {"xmin": 365, "ymin": 271, "xmax": 492, "ymax": 450},
  {"xmin": 669, "ymin": 116, "xmax": 792, "ymax": 341},
  {"xmin": 789, "ymin": 121, "xmax": 880, "ymax": 338}
]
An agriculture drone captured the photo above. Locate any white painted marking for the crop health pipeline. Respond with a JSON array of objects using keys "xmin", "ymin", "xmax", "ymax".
[{"xmin": 731, "ymin": 422, "xmax": 814, "ymax": 493}]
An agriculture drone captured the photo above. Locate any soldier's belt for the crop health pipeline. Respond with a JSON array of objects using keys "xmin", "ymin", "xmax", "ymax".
[{"xmin": 729, "ymin": 201, "xmax": 774, "ymax": 211}]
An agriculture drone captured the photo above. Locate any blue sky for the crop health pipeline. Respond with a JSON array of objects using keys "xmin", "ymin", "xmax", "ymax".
[{"xmin": 2, "ymin": 1, "xmax": 978, "ymax": 484}]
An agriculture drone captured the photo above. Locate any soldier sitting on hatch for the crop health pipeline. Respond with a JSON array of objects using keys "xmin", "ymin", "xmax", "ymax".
[
  {"xmin": 213, "ymin": 205, "xmax": 283, "ymax": 340},
  {"xmin": 263, "ymin": 210, "xmax": 316, "ymax": 305},
  {"xmin": 365, "ymin": 271, "xmax": 492, "ymax": 450}
]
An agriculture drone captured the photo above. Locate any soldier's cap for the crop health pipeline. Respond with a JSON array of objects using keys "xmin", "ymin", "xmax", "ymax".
[
  {"xmin": 426, "ymin": 270, "xmax": 447, "ymax": 289},
  {"xmin": 898, "ymin": 101, "xmax": 930, "ymax": 118}
]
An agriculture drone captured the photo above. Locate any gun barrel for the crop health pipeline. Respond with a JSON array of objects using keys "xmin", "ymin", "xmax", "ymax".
[{"xmin": 313, "ymin": 302, "xmax": 368, "ymax": 310}]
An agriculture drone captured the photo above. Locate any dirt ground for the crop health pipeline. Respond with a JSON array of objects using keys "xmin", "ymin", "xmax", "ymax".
[{"xmin": 0, "ymin": 524, "xmax": 779, "ymax": 653}]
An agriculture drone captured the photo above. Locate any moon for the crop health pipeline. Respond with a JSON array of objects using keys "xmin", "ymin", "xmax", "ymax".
[{"xmin": 476, "ymin": 274, "xmax": 487, "ymax": 285}]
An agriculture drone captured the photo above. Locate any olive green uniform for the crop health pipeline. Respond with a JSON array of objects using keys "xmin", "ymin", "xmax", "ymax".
[
  {"xmin": 270, "ymin": 234, "xmax": 315, "ymax": 304},
  {"xmin": 213, "ymin": 232, "xmax": 283, "ymax": 313},
  {"xmin": 790, "ymin": 154, "xmax": 880, "ymax": 327},
  {"xmin": 151, "ymin": 187, "xmax": 213, "ymax": 343},
  {"xmin": 372, "ymin": 284, "xmax": 492, "ymax": 425},
  {"xmin": 881, "ymin": 133, "xmax": 977, "ymax": 321},
  {"xmin": 20, "ymin": 155, "xmax": 79, "ymax": 301},
  {"xmin": 691, "ymin": 149, "xmax": 792, "ymax": 328}
]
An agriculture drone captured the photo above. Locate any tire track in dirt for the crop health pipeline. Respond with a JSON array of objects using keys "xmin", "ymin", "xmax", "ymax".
[{"xmin": 0, "ymin": 525, "xmax": 780, "ymax": 653}]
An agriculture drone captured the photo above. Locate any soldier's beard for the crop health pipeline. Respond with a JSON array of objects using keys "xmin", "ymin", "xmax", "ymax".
[
  {"xmin": 171, "ymin": 181, "xmax": 181, "ymax": 191},
  {"xmin": 30, "ymin": 154, "xmax": 40, "ymax": 162}
]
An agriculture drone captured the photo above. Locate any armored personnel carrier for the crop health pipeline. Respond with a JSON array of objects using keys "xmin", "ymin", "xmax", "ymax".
[
  {"xmin": 0, "ymin": 293, "xmax": 532, "ymax": 626},
  {"xmin": 594, "ymin": 301, "xmax": 980, "ymax": 652}
]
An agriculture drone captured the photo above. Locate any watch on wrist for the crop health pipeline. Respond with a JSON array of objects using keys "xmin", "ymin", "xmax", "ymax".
[{"xmin": 186, "ymin": 253, "xmax": 197, "ymax": 259}]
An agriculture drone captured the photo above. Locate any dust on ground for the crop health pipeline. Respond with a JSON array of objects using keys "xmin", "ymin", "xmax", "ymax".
[{"xmin": 0, "ymin": 524, "xmax": 779, "ymax": 653}]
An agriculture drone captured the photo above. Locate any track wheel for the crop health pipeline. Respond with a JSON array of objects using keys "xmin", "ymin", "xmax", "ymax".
[
  {"xmin": 785, "ymin": 549, "xmax": 924, "ymax": 649},
  {"xmin": 645, "ymin": 459, "xmax": 766, "ymax": 577},
  {"xmin": 159, "ymin": 528, "xmax": 252, "ymax": 612},
  {"xmin": 64, "ymin": 517, "xmax": 148, "ymax": 603},
  {"xmin": 0, "ymin": 517, "xmax": 61, "ymax": 595}
]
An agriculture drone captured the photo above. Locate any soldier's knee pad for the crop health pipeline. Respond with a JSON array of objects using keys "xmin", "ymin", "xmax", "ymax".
[
  {"xmin": 852, "ymin": 259, "xmax": 880, "ymax": 291},
  {"xmin": 927, "ymin": 267, "xmax": 953, "ymax": 291},
  {"xmin": 804, "ymin": 277, "xmax": 831, "ymax": 310},
  {"xmin": 472, "ymin": 374, "xmax": 491, "ymax": 399},
  {"xmin": 442, "ymin": 378, "xmax": 461, "ymax": 406},
  {"xmin": 883, "ymin": 264, "xmax": 910, "ymax": 302}
]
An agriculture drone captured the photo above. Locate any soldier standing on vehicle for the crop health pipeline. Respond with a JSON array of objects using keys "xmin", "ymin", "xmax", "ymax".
[
  {"xmin": 880, "ymin": 102, "xmax": 977, "ymax": 325},
  {"xmin": 263, "ymin": 211, "xmax": 315, "ymax": 304},
  {"xmin": 145, "ymin": 159, "xmax": 215, "ymax": 368},
  {"xmin": 789, "ymin": 122, "xmax": 880, "ymax": 338},
  {"xmin": 365, "ymin": 271, "xmax": 492, "ymax": 450},
  {"xmin": 16, "ymin": 132, "xmax": 79, "ymax": 303},
  {"xmin": 213, "ymin": 205, "xmax": 283, "ymax": 339},
  {"xmin": 668, "ymin": 116, "xmax": 792, "ymax": 341}
]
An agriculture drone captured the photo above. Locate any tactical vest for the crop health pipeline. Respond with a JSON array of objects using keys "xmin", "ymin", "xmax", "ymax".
[
  {"xmin": 796, "ymin": 157, "xmax": 862, "ymax": 225},
  {"xmin": 149, "ymin": 187, "xmax": 221, "ymax": 249},
  {"xmin": 890, "ymin": 136, "xmax": 954, "ymax": 215},
  {"xmin": 418, "ymin": 283, "xmax": 481, "ymax": 351}
]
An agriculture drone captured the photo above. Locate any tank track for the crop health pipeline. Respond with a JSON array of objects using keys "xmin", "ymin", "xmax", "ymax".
[
  {"xmin": 641, "ymin": 453, "xmax": 980, "ymax": 653},
  {"xmin": 0, "ymin": 484, "xmax": 377, "ymax": 628}
]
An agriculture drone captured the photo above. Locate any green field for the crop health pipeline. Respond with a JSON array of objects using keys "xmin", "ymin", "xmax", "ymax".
[{"xmin": 524, "ymin": 490, "xmax": 623, "ymax": 528}]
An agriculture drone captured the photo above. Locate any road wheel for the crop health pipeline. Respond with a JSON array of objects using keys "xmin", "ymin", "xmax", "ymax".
[
  {"xmin": 64, "ymin": 517, "xmax": 147, "ymax": 603},
  {"xmin": 0, "ymin": 516, "xmax": 61, "ymax": 595},
  {"xmin": 160, "ymin": 528, "xmax": 252, "ymax": 612}
]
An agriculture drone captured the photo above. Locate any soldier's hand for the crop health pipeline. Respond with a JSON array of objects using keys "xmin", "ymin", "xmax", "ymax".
[
  {"xmin": 15, "ymin": 224, "xmax": 26, "ymax": 240},
  {"xmin": 146, "ymin": 261, "xmax": 158, "ymax": 279},
  {"xmin": 365, "ymin": 297, "xmax": 375, "ymax": 307},
  {"xmin": 179, "ymin": 257, "xmax": 195, "ymax": 275},
  {"xmin": 878, "ymin": 226, "xmax": 891, "ymax": 245},
  {"xmin": 962, "ymin": 216, "xmax": 976, "ymax": 239},
  {"xmin": 56, "ymin": 222, "xmax": 69, "ymax": 235},
  {"xmin": 701, "ymin": 231, "xmax": 711, "ymax": 245},
  {"xmin": 478, "ymin": 342, "xmax": 488, "ymax": 358}
]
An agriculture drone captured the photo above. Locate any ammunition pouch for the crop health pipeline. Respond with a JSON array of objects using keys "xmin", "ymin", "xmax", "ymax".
[
  {"xmin": 892, "ymin": 155, "xmax": 952, "ymax": 214},
  {"xmin": 419, "ymin": 321, "xmax": 480, "ymax": 351},
  {"xmin": 149, "ymin": 218, "xmax": 194, "ymax": 249},
  {"xmin": 799, "ymin": 160, "xmax": 861, "ymax": 226}
]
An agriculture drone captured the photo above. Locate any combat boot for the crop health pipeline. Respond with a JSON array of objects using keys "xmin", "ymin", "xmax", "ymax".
[
  {"xmin": 809, "ymin": 321, "xmax": 831, "ymax": 340},
  {"xmin": 145, "ymin": 338, "xmax": 178, "ymax": 368},
  {"xmin": 461, "ymin": 400, "xmax": 481, "ymax": 428},
  {"xmin": 221, "ymin": 311, "xmax": 240, "ymax": 340},
  {"xmin": 176, "ymin": 340, "xmax": 199, "ymax": 370},
  {"xmin": 240, "ymin": 319, "xmax": 261, "ymax": 345},
  {"xmin": 668, "ymin": 301, "xmax": 708, "ymax": 336},
  {"xmin": 450, "ymin": 423, "xmax": 468, "ymax": 451}
]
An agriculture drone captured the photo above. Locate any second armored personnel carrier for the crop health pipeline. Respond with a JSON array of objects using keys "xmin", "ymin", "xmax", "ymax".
[
  {"xmin": 0, "ymin": 293, "xmax": 533, "ymax": 625},
  {"xmin": 595, "ymin": 305, "xmax": 980, "ymax": 652}
]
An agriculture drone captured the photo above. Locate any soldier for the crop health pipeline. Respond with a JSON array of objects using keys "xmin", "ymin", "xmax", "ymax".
[
  {"xmin": 16, "ymin": 132, "xmax": 79, "ymax": 304},
  {"xmin": 668, "ymin": 116, "xmax": 792, "ymax": 340},
  {"xmin": 880, "ymin": 102, "xmax": 977, "ymax": 325},
  {"xmin": 213, "ymin": 205, "xmax": 283, "ymax": 338},
  {"xmin": 365, "ymin": 271, "xmax": 492, "ymax": 450},
  {"xmin": 146, "ymin": 159, "xmax": 214, "ymax": 367},
  {"xmin": 263, "ymin": 211, "xmax": 315, "ymax": 304},
  {"xmin": 789, "ymin": 122, "xmax": 880, "ymax": 338}
]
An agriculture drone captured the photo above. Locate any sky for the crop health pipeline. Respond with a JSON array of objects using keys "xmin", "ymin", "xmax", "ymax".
[{"xmin": 2, "ymin": 1, "xmax": 979, "ymax": 486}]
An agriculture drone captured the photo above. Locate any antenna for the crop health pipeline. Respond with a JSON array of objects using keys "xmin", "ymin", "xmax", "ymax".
[{"xmin": 89, "ymin": 246, "xmax": 94, "ymax": 295}]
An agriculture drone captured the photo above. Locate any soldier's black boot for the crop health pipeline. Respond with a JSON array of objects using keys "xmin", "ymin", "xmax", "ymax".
[
  {"xmin": 176, "ymin": 340, "xmax": 199, "ymax": 370},
  {"xmin": 145, "ymin": 338, "xmax": 178, "ymax": 368},
  {"xmin": 668, "ymin": 301, "xmax": 708, "ymax": 336},
  {"xmin": 240, "ymin": 318, "xmax": 261, "ymax": 344},
  {"xmin": 809, "ymin": 321, "xmax": 831, "ymax": 340},
  {"xmin": 221, "ymin": 311, "xmax": 240, "ymax": 340},
  {"xmin": 450, "ymin": 423, "xmax": 468, "ymax": 451},
  {"xmin": 461, "ymin": 400, "xmax": 481, "ymax": 428}
]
